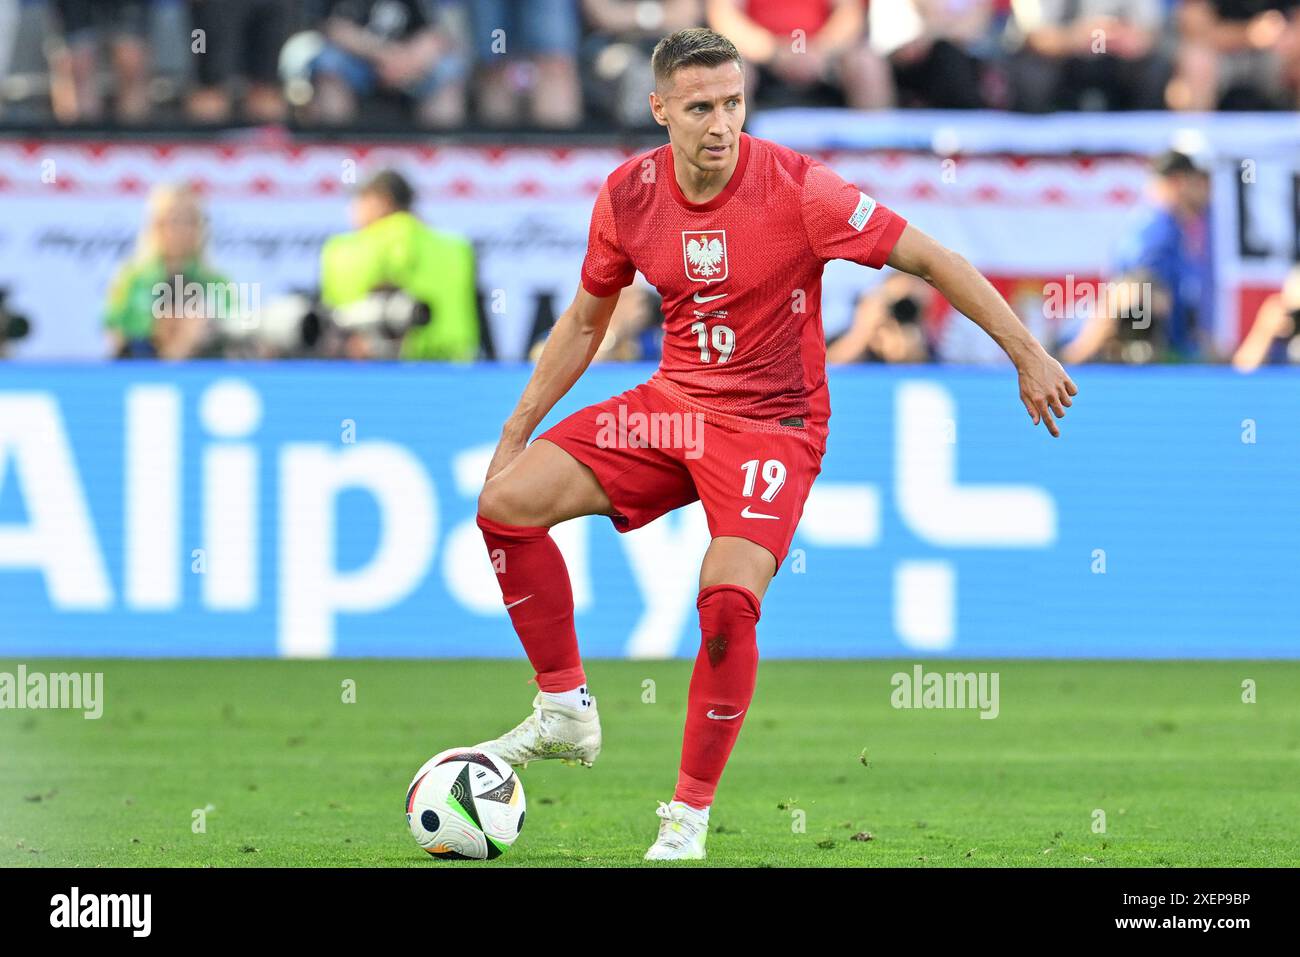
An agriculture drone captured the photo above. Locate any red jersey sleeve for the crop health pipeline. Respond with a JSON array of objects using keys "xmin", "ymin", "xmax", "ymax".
[
  {"xmin": 800, "ymin": 161, "xmax": 907, "ymax": 269},
  {"xmin": 580, "ymin": 181, "xmax": 636, "ymax": 297}
]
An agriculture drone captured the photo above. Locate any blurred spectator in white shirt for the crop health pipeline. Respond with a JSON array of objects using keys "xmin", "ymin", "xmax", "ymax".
[
  {"xmin": 869, "ymin": 0, "xmax": 995, "ymax": 108},
  {"xmin": 1008, "ymin": 0, "xmax": 1169, "ymax": 111}
]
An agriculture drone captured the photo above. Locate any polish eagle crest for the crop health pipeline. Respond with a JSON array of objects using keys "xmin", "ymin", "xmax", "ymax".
[{"xmin": 682, "ymin": 230, "xmax": 728, "ymax": 283}]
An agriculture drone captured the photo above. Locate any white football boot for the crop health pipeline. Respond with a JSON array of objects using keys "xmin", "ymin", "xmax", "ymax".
[
  {"xmin": 474, "ymin": 692, "xmax": 601, "ymax": 768},
  {"xmin": 643, "ymin": 800, "xmax": 709, "ymax": 861}
]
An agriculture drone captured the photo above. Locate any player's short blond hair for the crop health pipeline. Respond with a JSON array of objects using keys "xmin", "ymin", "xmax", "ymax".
[{"xmin": 651, "ymin": 28, "xmax": 742, "ymax": 87}]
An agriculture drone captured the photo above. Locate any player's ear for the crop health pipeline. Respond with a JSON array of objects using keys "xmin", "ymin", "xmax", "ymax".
[{"xmin": 648, "ymin": 91, "xmax": 668, "ymax": 128}]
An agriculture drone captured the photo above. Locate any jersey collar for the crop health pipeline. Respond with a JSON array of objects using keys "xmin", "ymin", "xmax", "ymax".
[{"xmin": 666, "ymin": 132, "xmax": 751, "ymax": 213}]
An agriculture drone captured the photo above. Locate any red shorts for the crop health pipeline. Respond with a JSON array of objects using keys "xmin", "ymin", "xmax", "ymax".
[{"xmin": 537, "ymin": 381, "xmax": 823, "ymax": 571}]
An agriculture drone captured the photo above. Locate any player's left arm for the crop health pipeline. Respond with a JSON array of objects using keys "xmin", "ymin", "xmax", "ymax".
[{"xmin": 886, "ymin": 222, "xmax": 1079, "ymax": 437}]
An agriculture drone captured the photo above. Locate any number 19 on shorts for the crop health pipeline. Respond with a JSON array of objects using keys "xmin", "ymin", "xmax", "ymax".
[{"xmin": 741, "ymin": 459, "xmax": 786, "ymax": 502}]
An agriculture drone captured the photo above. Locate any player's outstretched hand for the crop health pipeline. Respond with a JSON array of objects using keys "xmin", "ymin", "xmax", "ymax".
[{"xmin": 1017, "ymin": 348, "xmax": 1078, "ymax": 438}]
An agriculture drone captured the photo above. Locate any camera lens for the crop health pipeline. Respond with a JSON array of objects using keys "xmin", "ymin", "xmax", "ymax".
[{"xmin": 891, "ymin": 296, "xmax": 920, "ymax": 324}]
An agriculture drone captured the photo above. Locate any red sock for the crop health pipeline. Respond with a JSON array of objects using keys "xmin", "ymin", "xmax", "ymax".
[
  {"xmin": 674, "ymin": 583, "xmax": 761, "ymax": 809},
  {"xmin": 477, "ymin": 513, "xmax": 586, "ymax": 692}
]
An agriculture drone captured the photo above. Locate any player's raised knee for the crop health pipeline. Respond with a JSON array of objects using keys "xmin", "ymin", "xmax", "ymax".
[{"xmin": 477, "ymin": 475, "xmax": 541, "ymax": 528}]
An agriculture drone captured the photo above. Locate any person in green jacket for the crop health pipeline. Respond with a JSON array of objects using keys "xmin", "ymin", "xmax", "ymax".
[
  {"xmin": 320, "ymin": 169, "xmax": 480, "ymax": 361},
  {"xmin": 104, "ymin": 183, "xmax": 236, "ymax": 359}
]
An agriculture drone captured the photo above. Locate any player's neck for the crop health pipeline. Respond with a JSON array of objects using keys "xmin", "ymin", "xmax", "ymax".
[{"xmin": 670, "ymin": 142, "xmax": 741, "ymax": 206}]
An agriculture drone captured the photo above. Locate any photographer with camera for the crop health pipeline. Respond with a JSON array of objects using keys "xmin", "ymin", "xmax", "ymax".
[
  {"xmin": 826, "ymin": 270, "xmax": 937, "ymax": 364},
  {"xmin": 0, "ymin": 288, "xmax": 32, "ymax": 359},
  {"xmin": 1232, "ymin": 265, "xmax": 1300, "ymax": 370},
  {"xmin": 319, "ymin": 169, "xmax": 479, "ymax": 361}
]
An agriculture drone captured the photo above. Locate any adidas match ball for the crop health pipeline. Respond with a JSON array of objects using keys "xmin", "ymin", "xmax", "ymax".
[{"xmin": 405, "ymin": 748, "xmax": 525, "ymax": 860}]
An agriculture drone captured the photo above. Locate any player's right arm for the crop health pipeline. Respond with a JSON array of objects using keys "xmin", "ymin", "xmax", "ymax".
[
  {"xmin": 486, "ymin": 286, "xmax": 621, "ymax": 481},
  {"xmin": 487, "ymin": 180, "xmax": 635, "ymax": 480}
]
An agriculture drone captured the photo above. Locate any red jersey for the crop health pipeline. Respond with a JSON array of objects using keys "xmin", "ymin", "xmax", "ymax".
[{"xmin": 580, "ymin": 132, "xmax": 906, "ymax": 453}]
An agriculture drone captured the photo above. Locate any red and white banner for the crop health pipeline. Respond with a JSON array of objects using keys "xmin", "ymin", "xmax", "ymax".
[{"xmin": 0, "ymin": 138, "xmax": 1286, "ymax": 360}]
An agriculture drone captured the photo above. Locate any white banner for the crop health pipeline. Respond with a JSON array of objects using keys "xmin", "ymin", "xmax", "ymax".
[{"xmin": 0, "ymin": 138, "xmax": 1288, "ymax": 360}]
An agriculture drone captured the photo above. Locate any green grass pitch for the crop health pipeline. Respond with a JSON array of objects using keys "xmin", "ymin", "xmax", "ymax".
[{"xmin": 2, "ymin": 658, "xmax": 1297, "ymax": 867}]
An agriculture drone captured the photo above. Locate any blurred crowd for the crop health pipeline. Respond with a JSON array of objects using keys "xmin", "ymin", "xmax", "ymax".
[{"xmin": 0, "ymin": 0, "xmax": 1299, "ymax": 128}]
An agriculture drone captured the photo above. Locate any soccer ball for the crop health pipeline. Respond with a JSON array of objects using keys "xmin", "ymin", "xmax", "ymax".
[{"xmin": 405, "ymin": 748, "xmax": 526, "ymax": 860}]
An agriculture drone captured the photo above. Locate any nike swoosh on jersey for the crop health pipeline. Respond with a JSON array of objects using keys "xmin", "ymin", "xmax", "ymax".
[
  {"xmin": 707, "ymin": 709, "xmax": 746, "ymax": 720},
  {"xmin": 740, "ymin": 506, "xmax": 779, "ymax": 520},
  {"xmin": 693, "ymin": 291, "xmax": 727, "ymax": 303},
  {"xmin": 504, "ymin": 594, "xmax": 534, "ymax": 610}
]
